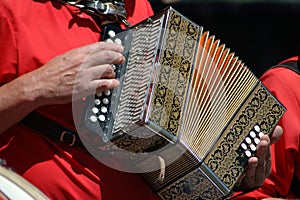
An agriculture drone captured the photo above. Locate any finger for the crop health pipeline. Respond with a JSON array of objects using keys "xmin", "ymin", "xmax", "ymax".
[
  {"xmin": 112, "ymin": 55, "xmax": 125, "ymax": 65},
  {"xmin": 269, "ymin": 125, "xmax": 283, "ymax": 145},
  {"xmin": 92, "ymin": 79, "xmax": 120, "ymax": 94},
  {"xmin": 86, "ymin": 42, "xmax": 125, "ymax": 66},
  {"xmin": 263, "ymin": 136, "xmax": 273, "ymax": 177},
  {"xmin": 238, "ymin": 157, "xmax": 258, "ymax": 190},
  {"xmin": 89, "ymin": 42, "xmax": 124, "ymax": 53},
  {"xmin": 245, "ymin": 157, "xmax": 258, "ymax": 180},
  {"xmin": 76, "ymin": 64, "xmax": 116, "ymax": 87},
  {"xmin": 254, "ymin": 137, "xmax": 269, "ymax": 185},
  {"xmin": 264, "ymin": 146, "xmax": 272, "ymax": 177},
  {"xmin": 87, "ymin": 64, "xmax": 116, "ymax": 79},
  {"xmin": 85, "ymin": 51, "xmax": 125, "ymax": 67},
  {"xmin": 63, "ymin": 42, "xmax": 124, "ymax": 69}
]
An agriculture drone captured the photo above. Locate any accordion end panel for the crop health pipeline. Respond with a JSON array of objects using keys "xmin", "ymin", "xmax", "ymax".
[
  {"xmin": 152, "ymin": 81, "xmax": 285, "ymax": 200},
  {"xmin": 203, "ymin": 82, "xmax": 286, "ymax": 190}
]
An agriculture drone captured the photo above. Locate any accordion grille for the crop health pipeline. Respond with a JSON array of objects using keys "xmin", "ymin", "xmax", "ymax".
[{"xmin": 112, "ymin": 17, "xmax": 164, "ymax": 134}]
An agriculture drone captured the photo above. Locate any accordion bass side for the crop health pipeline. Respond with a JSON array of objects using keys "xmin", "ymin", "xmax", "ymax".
[{"xmin": 83, "ymin": 7, "xmax": 286, "ymax": 200}]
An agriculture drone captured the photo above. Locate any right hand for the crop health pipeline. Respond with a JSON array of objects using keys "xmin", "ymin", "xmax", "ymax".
[
  {"xmin": 234, "ymin": 125, "xmax": 283, "ymax": 191},
  {"xmin": 29, "ymin": 42, "xmax": 124, "ymax": 106}
]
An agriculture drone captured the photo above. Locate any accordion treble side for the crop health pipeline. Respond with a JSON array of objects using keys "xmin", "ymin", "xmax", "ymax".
[{"xmin": 83, "ymin": 7, "xmax": 286, "ymax": 200}]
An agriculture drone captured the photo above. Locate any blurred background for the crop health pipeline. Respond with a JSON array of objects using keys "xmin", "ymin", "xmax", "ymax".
[{"xmin": 148, "ymin": 0, "xmax": 300, "ymax": 77}]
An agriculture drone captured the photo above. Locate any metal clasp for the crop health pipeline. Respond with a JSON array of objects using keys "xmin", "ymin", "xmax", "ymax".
[{"xmin": 60, "ymin": 131, "xmax": 76, "ymax": 146}]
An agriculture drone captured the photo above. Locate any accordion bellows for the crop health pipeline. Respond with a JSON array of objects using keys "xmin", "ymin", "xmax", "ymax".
[{"xmin": 84, "ymin": 7, "xmax": 285, "ymax": 199}]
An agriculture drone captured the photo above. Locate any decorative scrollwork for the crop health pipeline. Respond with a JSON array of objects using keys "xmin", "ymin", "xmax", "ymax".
[
  {"xmin": 204, "ymin": 83, "xmax": 285, "ymax": 190},
  {"xmin": 150, "ymin": 10, "xmax": 199, "ymax": 137}
]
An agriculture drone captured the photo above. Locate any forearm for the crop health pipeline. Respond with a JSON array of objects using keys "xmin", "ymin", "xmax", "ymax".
[
  {"xmin": 0, "ymin": 42, "xmax": 125, "ymax": 133},
  {"xmin": 0, "ymin": 71, "xmax": 43, "ymax": 133}
]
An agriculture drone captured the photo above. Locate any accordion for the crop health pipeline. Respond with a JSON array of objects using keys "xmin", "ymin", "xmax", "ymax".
[{"xmin": 83, "ymin": 7, "xmax": 285, "ymax": 200}]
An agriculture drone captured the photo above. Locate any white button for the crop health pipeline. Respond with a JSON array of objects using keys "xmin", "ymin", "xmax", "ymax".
[
  {"xmin": 106, "ymin": 38, "xmax": 114, "ymax": 43},
  {"xmin": 245, "ymin": 150, "xmax": 252, "ymax": 157},
  {"xmin": 89, "ymin": 115, "xmax": 97, "ymax": 123},
  {"xmin": 101, "ymin": 106, "xmax": 108, "ymax": 113},
  {"xmin": 114, "ymin": 38, "xmax": 122, "ymax": 45},
  {"xmin": 103, "ymin": 98, "xmax": 109, "ymax": 105},
  {"xmin": 245, "ymin": 137, "xmax": 252, "ymax": 144},
  {"xmin": 241, "ymin": 143, "xmax": 247, "ymax": 150},
  {"xmin": 94, "ymin": 99, "xmax": 101, "ymax": 105},
  {"xmin": 92, "ymin": 107, "xmax": 99, "ymax": 114},
  {"xmin": 250, "ymin": 131, "xmax": 256, "ymax": 138},
  {"xmin": 108, "ymin": 30, "xmax": 116, "ymax": 38},
  {"xmin": 98, "ymin": 115, "xmax": 106, "ymax": 122},
  {"xmin": 254, "ymin": 138, "xmax": 260, "ymax": 144},
  {"xmin": 254, "ymin": 125, "xmax": 261, "ymax": 132},
  {"xmin": 250, "ymin": 144, "xmax": 256, "ymax": 151},
  {"xmin": 111, "ymin": 64, "xmax": 116, "ymax": 70},
  {"xmin": 96, "ymin": 92, "xmax": 102, "ymax": 97},
  {"xmin": 104, "ymin": 90, "xmax": 111, "ymax": 96}
]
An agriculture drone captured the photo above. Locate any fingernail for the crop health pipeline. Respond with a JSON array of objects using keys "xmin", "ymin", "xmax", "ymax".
[
  {"xmin": 118, "ymin": 44, "xmax": 124, "ymax": 51},
  {"xmin": 113, "ymin": 79, "xmax": 120, "ymax": 87}
]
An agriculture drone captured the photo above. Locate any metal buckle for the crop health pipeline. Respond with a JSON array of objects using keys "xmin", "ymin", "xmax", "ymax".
[
  {"xmin": 60, "ymin": 131, "xmax": 76, "ymax": 146},
  {"xmin": 57, "ymin": 0, "xmax": 131, "ymax": 27}
]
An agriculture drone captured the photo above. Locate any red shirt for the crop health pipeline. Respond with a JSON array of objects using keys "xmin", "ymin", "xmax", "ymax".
[
  {"xmin": 0, "ymin": 0, "xmax": 160, "ymax": 199},
  {"xmin": 234, "ymin": 56, "xmax": 300, "ymax": 199}
]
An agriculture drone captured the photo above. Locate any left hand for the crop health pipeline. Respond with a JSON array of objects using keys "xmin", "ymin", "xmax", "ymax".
[{"xmin": 234, "ymin": 125, "xmax": 283, "ymax": 191}]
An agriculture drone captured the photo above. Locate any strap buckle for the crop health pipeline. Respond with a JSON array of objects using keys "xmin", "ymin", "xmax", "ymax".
[
  {"xmin": 60, "ymin": 131, "xmax": 76, "ymax": 146},
  {"xmin": 58, "ymin": 0, "xmax": 131, "ymax": 27}
]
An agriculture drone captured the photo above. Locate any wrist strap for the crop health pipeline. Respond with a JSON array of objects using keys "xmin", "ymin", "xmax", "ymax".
[{"xmin": 21, "ymin": 112, "xmax": 84, "ymax": 148}]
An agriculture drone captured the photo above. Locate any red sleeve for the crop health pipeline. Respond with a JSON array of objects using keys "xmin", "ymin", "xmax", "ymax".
[
  {"xmin": 234, "ymin": 66, "xmax": 300, "ymax": 199},
  {"xmin": 125, "ymin": 0, "xmax": 154, "ymax": 26},
  {"xmin": 0, "ymin": 0, "xmax": 154, "ymax": 86},
  {"xmin": 0, "ymin": 5, "xmax": 18, "ymax": 84}
]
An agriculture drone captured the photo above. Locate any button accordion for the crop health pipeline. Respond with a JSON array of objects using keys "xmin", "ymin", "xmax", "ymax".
[{"xmin": 83, "ymin": 7, "xmax": 285, "ymax": 200}]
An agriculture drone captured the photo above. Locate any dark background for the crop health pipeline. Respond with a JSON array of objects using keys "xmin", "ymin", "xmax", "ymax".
[{"xmin": 148, "ymin": 0, "xmax": 300, "ymax": 77}]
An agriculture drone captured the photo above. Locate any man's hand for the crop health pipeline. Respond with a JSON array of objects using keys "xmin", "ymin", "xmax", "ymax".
[
  {"xmin": 30, "ymin": 41, "xmax": 125, "ymax": 106},
  {"xmin": 234, "ymin": 125, "xmax": 283, "ymax": 191}
]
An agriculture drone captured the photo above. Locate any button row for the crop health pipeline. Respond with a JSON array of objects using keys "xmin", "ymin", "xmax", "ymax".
[
  {"xmin": 90, "ymin": 20, "xmax": 115, "ymax": 125},
  {"xmin": 88, "ymin": 28, "xmax": 123, "ymax": 126},
  {"xmin": 239, "ymin": 124, "xmax": 264, "ymax": 158}
]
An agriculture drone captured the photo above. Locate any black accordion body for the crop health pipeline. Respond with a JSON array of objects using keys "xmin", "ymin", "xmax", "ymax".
[{"xmin": 83, "ymin": 7, "xmax": 285, "ymax": 200}]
